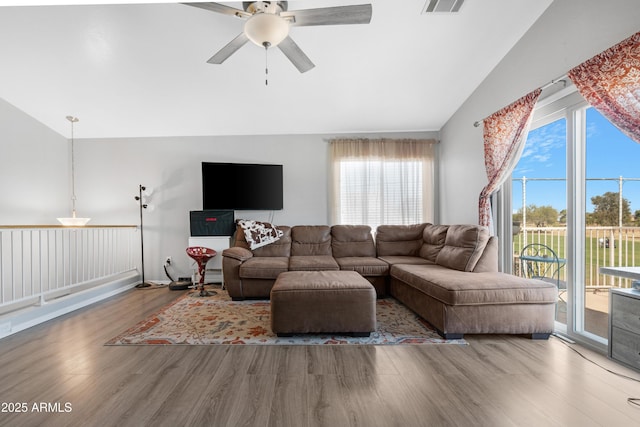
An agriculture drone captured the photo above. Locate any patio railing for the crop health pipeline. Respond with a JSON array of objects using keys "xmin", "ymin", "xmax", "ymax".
[{"xmin": 513, "ymin": 226, "xmax": 640, "ymax": 289}]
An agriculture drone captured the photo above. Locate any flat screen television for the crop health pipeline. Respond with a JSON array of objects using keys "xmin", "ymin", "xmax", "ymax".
[{"xmin": 202, "ymin": 162, "xmax": 283, "ymax": 210}]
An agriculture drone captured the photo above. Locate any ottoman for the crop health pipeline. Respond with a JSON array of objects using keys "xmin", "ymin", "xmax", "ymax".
[{"xmin": 270, "ymin": 270, "xmax": 376, "ymax": 336}]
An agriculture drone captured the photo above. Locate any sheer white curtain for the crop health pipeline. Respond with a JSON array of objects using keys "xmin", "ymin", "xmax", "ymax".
[{"xmin": 329, "ymin": 138, "xmax": 436, "ymax": 229}]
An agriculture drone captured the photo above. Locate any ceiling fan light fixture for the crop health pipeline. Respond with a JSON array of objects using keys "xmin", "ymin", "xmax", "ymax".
[
  {"xmin": 189, "ymin": 2, "xmax": 371, "ymax": 73},
  {"xmin": 244, "ymin": 13, "xmax": 289, "ymax": 47}
]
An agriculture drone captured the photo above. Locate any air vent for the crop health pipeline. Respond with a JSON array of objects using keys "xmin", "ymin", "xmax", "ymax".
[{"xmin": 422, "ymin": 0, "xmax": 465, "ymax": 13}]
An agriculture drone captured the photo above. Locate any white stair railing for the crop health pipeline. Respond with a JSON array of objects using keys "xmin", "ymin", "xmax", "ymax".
[{"xmin": 0, "ymin": 225, "xmax": 138, "ymax": 313}]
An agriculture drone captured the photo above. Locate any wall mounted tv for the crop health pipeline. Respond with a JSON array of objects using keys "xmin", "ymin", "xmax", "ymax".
[{"xmin": 202, "ymin": 162, "xmax": 283, "ymax": 210}]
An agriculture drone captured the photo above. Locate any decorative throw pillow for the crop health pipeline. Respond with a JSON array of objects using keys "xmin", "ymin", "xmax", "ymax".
[{"xmin": 238, "ymin": 219, "xmax": 284, "ymax": 250}]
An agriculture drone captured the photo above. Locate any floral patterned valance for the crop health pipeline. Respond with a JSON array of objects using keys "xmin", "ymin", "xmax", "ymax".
[{"xmin": 568, "ymin": 31, "xmax": 640, "ymax": 143}]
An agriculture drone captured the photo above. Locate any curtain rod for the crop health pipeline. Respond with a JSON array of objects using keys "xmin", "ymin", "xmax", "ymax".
[{"xmin": 473, "ymin": 74, "xmax": 568, "ymax": 127}]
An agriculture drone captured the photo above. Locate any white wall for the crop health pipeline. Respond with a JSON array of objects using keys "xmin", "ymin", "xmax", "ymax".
[
  {"xmin": 439, "ymin": 0, "xmax": 640, "ymax": 224},
  {"xmin": 75, "ymin": 133, "xmax": 332, "ymax": 279},
  {"xmin": 0, "ymin": 98, "xmax": 68, "ymax": 224}
]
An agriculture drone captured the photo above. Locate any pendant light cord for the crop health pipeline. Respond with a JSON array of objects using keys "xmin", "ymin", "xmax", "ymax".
[
  {"xmin": 57, "ymin": 115, "xmax": 90, "ymax": 225},
  {"xmin": 66, "ymin": 116, "xmax": 79, "ymax": 216}
]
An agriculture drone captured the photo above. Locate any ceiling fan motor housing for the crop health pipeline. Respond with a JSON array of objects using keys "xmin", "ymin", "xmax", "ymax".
[{"xmin": 243, "ymin": 1, "xmax": 288, "ymax": 14}]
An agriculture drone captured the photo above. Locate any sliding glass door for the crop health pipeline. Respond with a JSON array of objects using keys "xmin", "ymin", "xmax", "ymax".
[
  {"xmin": 583, "ymin": 107, "xmax": 640, "ymax": 341},
  {"xmin": 504, "ymin": 87, "xmax": 640, "ymax": 348},
  {"xmin": 511, "ymin": 115, "xmax": 567, "ymax": 328}
]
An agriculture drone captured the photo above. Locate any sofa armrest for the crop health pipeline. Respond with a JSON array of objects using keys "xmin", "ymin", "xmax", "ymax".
[
  {"xmin": 222, "ymin": 248, "xmax": 253, "ymax": 299},
  {"xmin": 222, "ymin": 247, "xmax": 254, "ymax": 262}
]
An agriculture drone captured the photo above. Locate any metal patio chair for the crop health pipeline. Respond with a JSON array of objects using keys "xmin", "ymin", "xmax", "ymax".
[{"xmin": 520, "ymin": 243, "xmax": 567, "ymax": 303}]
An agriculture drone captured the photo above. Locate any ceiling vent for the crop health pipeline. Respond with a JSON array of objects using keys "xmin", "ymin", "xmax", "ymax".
[{"xmin": 422, "ymin": 0, "xmax": 465, "ymax": 13}]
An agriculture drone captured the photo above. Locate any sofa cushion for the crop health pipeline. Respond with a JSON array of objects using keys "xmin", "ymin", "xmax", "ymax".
[
  {"xmin": 473, "ymin": 236, "xmax": 499, "ymax": 273},
  {"xmin": 335, "ymin": 256, "xmax": 389, "ymax": 276},
  {"xmin": 289, "ymin": 255, "xmax": 339, "ymax": 271},
  {"xmin": 331, "ymin": 225, "xmax": 376, "ymax": 258},
  {"xmin": 419, "ymin": 224, "xmax": 449, "ymax": 262},
  {"xmin": 375, "ymin": 223, "xmax": 429, "ymax": 256},
  {"xmin": 239, "ymin": 256, "xmax": 290, "ymax": 279},
  {"xmin": 377, "ymin": 256, "xmax": 433, "ymax": 266},
  {"xmin": 435, "ymin": 225, "xmax": 490, "ymax": 272},
  {"xmin": 291, "ymin": 226, "xmax": 333, "ymax": 256},
  {"xmin": 390, "ymin": 264, "xmax": 558, "ymax": 306}
]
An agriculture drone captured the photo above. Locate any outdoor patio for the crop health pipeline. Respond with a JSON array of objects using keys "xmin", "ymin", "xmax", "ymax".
[
  {"xmin": 513, "ymin": 225, "xmax": 640, "ymax": 340},
  {"xmin": 555, "ymin": 291, "xmax": 610, "ymax": 339}
]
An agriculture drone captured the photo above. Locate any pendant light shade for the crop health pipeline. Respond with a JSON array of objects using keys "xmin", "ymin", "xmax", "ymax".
[
  {"xmin": 57, "ymin": 215, "xmax": 91, "ymax": 226},
  {"xmin": 57, "ymin": 116, "xmax": 90, "ymax": 226}
]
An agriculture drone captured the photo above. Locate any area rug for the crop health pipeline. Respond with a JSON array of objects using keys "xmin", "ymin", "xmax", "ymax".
[{"xmin": 106, "ymin": 289, "xmax": 467, "ymax": 345}]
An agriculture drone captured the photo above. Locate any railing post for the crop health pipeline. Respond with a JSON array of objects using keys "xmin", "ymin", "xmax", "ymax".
[
  {"xmin": 522, "ymin": 176, "xmax": 527, "ymax": 247},
  {"xmin": 618, "ymin": 176, "xmax": 623, "ymax": 272},
  {"xmin": 609, "ymin": 228, "xmax": 616, "ymax": 287}
]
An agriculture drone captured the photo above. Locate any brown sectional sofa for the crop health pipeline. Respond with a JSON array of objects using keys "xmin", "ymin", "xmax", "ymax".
[
  {"xmin": 222, "ymin": 223, "xmax": 558, "ymax": 339},
  {"xmin": 376, "ymin": 224, "xmax": 558, "ymax": 339}
]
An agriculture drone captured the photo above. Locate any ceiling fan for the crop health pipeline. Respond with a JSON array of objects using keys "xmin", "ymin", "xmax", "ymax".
[{"xmin": 184, "ymin": 1, "xmax": 373, "ymax": 73}]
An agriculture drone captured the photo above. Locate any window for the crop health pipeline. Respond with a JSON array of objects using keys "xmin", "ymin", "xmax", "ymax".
[{"xmin": 329, "ymin": 138, "xmax": 436, "ymax": 230}]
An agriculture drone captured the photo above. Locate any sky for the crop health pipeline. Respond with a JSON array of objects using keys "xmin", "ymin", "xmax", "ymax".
[{"xmin": 512, "ymin": 107, "xmax": 640, "ymax": 215}]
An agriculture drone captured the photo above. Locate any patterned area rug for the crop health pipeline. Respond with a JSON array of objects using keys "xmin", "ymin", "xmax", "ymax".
[{"xmin": 106, "ymin": 288, "xmax": 467, "ymax": 345}]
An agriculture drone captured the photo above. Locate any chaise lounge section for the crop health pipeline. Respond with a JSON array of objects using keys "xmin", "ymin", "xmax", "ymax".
[
  {"xmin": 222, "ymin": 222, "xmax": 558, "ymax": 339},
  {"xmin": 378, "ymin": 223, "xmax": 558, "ymax": 339}
]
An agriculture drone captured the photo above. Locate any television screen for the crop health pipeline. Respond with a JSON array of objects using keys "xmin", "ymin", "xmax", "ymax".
[{"xmin": 202, "ymin": 162, "xmax": 283, "ymax": 210}]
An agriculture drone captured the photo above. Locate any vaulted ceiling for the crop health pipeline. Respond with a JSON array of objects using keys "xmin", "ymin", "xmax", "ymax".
[{"xmin": 0, "ymin": 1, "xmax": 553, "ymax": 138}]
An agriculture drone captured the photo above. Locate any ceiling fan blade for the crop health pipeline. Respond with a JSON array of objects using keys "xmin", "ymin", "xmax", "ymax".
[
  {"xmin": 183, "ymin": 2, "xmax": 251, "ymax": 19},
  {"xmin": 207, "ymin": 32, "xmax": 249, "ymax": 64},
  {"xmin": 281, "ymin": 4, "xmax": 372, "ymax": 27},
  {"xmin": 277, "ymin": 36, "xmax": 315, "ymax": 73}
]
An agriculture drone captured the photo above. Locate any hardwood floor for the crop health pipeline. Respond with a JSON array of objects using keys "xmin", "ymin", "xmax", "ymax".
[{"xmin": 0, "ymin": 287, "xmax": 639, "ymax": 427}]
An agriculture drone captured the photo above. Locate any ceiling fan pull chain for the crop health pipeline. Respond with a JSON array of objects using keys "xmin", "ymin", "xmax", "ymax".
[{"xmin": 264, "ymin": 42, "xmax": 270, "ymax": 86}]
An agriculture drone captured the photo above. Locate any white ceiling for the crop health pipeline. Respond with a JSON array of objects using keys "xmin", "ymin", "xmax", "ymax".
[{"xmin": 0, "ymin": 0, "xmax": 553, "ymax": 138}]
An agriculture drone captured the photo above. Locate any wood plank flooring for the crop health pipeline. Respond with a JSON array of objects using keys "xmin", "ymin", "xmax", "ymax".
[{"xmin": 0, "ymin": 287, "xmax": 639, "ymax": 427}]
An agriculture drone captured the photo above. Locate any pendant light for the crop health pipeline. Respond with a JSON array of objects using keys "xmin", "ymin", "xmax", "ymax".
[{"xmin": 57, "ymin": 116, "xmax": 91, "ymax": 226}]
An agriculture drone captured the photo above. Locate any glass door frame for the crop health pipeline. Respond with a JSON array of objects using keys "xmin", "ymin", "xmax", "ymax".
[{"xmin": 497, "ymin": 85, "xmax": 608, "ymax": 352}]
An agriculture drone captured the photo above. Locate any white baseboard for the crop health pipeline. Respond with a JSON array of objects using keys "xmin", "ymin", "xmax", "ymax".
[{"xmin": 0, "ymin": 271, "xmax": 139, "ymax": 340}]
